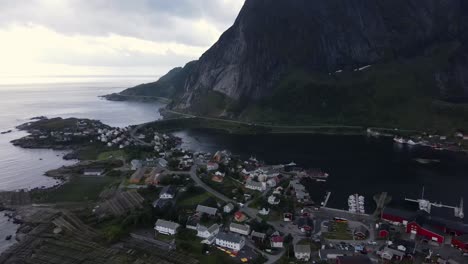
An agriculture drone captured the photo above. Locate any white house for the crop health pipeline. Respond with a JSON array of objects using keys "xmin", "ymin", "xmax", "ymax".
[
  {"xmin": 154, "ymin": 219, "xmax": 180, "ymax": 236},
  {"xmin": 229, "ymin": 223, "xmax": 250, "ymax": 236},
  {"xmin": 294, "ymin": 244, "xmax": 311, "ymax": 261},
  {"xmin": 268, "ymin": 195, "xmax": 280, "ymax": 205},
  {"xmin": 258, "ymin": 208, "xmax": 270, "ymax": 216},
  {"xmin": 196, "ymin": 205, "xmax": 218, "ymax": 216},
  {"xmin": 270, "ymin": 235, "xmax": 284, "ymax": 248},
  {"xmin": 215, "ymin": 232, "xmax": 245, "ymax": 251},
  {"xmin": 224, "ymin": 203, "xmax": 235, "ymax": 213},
  {"xmin": 245, "ymin": 179, "xmax": 267, "ymax": 192},
  {"xmin": 159, "ymin": 185, "xmax": 176, "ymax": 199},
  {"xmin": 206, "ymin": 162, "xmax": 219, "ymax": 171},
  {"xmin": 197, "ymin": 224, "xmax": 220, "ymax": 244}
]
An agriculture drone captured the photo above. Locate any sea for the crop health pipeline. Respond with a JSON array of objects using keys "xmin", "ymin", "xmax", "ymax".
[{"xmin": 0, "ymin": 76, "xmax": 163, "ymax": 251}]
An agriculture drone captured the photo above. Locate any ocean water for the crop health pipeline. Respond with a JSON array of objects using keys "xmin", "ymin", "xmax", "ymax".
[{"xmin": 0, "ymin": 76, "xmax": 164, "ymax": 191}]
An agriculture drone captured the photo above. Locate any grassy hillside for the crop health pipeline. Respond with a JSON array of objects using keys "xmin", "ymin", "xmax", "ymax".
[{"xmin": 236, "ymin": 42, "xmax": 468, "ymax": 133}]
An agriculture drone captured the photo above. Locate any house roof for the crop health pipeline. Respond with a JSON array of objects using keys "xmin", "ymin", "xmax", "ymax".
[
  {"xmin": 196, "ymin": 205, "xmax": 218, "ymax": 215},
  {"xmin": 230, "ymin": 223, "xmax": 250, "ymax": 232},
  {"xmin": 198, "ymin": 223, "xmax": 220, "ymax": 233},
  {"xmin": 224, "ymin": 203, "xmax": 234, "ymax": 209},
  {"xmin": 294, "ymin": 244, "xmax": 311, "ymax": 254},
  {"xmin": 453, "ymin": 234, "xmax": 468, "ymax": 244},
  {"xmin": 160, "ymin": 185, "xmax": 176, "ymax": 196},
  {"xmin": 216, "ymin": 232, "xmax": 244, "ymax": 244},
  {"xmin": 251, "ymin": 231, "xmax": 266, "ymax": 239},
  {"xmin": 246, "ymin": 180, "xmax": 264, "ymax": 188},
  {"xmin": 382, "ymin": 207, "xmax": 417, "ymax": 220},
  {"xmin": 270, "ymin": 235, "xmax": 284, "ymax": 242},
  {"xmin": 337, "ymin": 256, "xmax": 372, "ymax": 264},
  {"xmin": 381, "ymin": 247, "xmax": 405, "ymax": 258},
  {"xmin": 155, "ymin": 219, "xmax": 179, "ymax": 230}
]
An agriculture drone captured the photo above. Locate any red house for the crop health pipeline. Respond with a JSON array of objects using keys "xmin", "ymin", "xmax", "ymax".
[
  {"xmin": 378, "ymin": 223, "xmax": 391, "ymax": 239},
  {"xmin": 381, "ymin": 207, "xmax": 416, "ymax": 225},
  {"xmin": 452, "ymin": 235, "xmax": 468, "ymax": 251},
  {"xmin": 406, "ymin": 221, "xmax": 445, "ymax": 244}
]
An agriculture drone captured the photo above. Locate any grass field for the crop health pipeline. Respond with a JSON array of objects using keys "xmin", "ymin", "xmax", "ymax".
[
  {"xmin": 97, "ymin": 150, "xmax": 126, "ymax": 161},
  {"xmin": 33, "ymin": 176, "xmax": 118, "ymax": 203},
  {"xmin": 177, "ymin": 192, "xmax": 213, "ymax": 207},
  {"xmin": 324, "ymin": 221, "xmax": 354, "ymax": 240}
]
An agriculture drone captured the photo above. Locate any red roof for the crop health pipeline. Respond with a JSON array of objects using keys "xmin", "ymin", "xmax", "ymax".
[
  {"xmin": 235, "ymin": 211, "xmax": 245, "ymax": 218},
  {"xmin": 270, "ymin": 236, "xmax": 284, "ymax": 242}
]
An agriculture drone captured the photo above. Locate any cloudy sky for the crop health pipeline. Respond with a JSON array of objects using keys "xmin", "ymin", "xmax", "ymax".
[{"xmin": 0, "ymin": 0, "xmax": 244, "ymax": 77}]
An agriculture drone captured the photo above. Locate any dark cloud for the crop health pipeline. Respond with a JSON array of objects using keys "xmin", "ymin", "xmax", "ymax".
[{"xmin": 0, "ymin": 0, "xmax": 244, "ymax": 46}]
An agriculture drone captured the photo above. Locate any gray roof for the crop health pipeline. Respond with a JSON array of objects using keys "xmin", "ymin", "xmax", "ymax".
[
  {"xmin": 196, "ymin": 205, "xmax": 218, "ymax": 215},
  {"xmin": 216, "ymin": 232, "xmax": 244, "ymax": 244},
  {"xmin": 225, "ymin": 203, "xmax": 234, "ymax": 209},
  {"xmin": 160, "ymin": 185, "xmax": 176, "ymax": 196},
  {"xmin": 294, "ymin": 244, "xmax": 311, "ymax": 254},
  {"xmin": 230, "ymin": 223, "xmax": 250, "ymax": 232},
  {"xmin": 250, "ymin": 231, "xmax": 266, "ymax": 239},
  {"xmin": 155, "ymin": 219, "xmax": 179, "ymax": 230},
  {"xmin": 198, "ymin": 223, "xmax": 220, "ymax": 233},
  {"xmin": 246, "ymin": 180, "xmax": 264, "ymax": 188}
]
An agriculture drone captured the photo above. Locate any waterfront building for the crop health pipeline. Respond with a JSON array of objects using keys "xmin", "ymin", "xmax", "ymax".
[{"xmin": 452, "ymin": 234, "xmax": 468, "ymax": 250}]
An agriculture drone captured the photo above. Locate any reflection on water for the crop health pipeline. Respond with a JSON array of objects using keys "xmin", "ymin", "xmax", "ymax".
[{"xmin": 174, "ymin": 129, "xmax": 468, "ymax": 218}]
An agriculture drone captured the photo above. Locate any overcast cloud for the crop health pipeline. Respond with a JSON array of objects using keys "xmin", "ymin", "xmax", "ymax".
[{"xmin": 0, "ymin": 0, "xmax": 244, "ymax": 77}]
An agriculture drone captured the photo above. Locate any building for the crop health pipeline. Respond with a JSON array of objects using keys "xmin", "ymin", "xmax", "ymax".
[
  {"xmin": 196, "ymin": 205, "xmax": 218, "ymax": 216},
  {"xmin": 259, "ymin": 208, "xmax": 270, "ymax": 216},
  {"xmin": 224, "ymin": 203, "xmax": 235, "ymax": 213},
  {"xmin": 294, "ymin": 244, "xmax": 311, "ymax": 261},
  {"xmin": 378, "ymin": 223, "xmax": 391, "ymax": 238},
  {"xmin": 234, "ymin": 211, "xmax": 247, "ymax": 222},
  {"xmin": 206, "ymin": 162, "xmax": 219, "ymax": 171},
  {"xmin": 336, "ymin": 256, "xmax": 372, "ymax": 264},
  {"xmin": 377, "ymin": 246, "xmax": 405, "ymax": 261},
  {"xmin": 270, "ymin": 235, "xmax": 284, "ymax": 248},
  {"xmin": 268, "ymin": 195, "xmax": 280, "ymax": 205},
  {"xmin": 159, "ymin": 185, "xmax": 176, "ymax": 199},
  {"xmin": 197, "ymin": 224, "xmax": 220, "ymax": 244},
  {"xmin": 129, "ymin": 168, "xmax": 145, "ymax": 184},
  {"xmin": 297, "ymin": 217, "xmax": 314, "ymax": 232},
  {"xmin": 250, "ymin": 231, "xmax": 266, "ymax": 241},
  {"xmin": 245, "ymin": 179, "xmax": 267, "ymax": 192},
  {"xmin": 186, "ymin": 215, "xmax": 200, "ymax": 230},
  {"xmin": 407, "ymin": 220, "xmax": 445, "ymax": 244},
  {"xmin": 131, "ymin": 159, "xmax": 142, "ymax": 170},
  {"xmin": 452, "ymin": 234, "xmax": 468, "ymax": 250},
  {"xmin": 83, "ymin": 168, "xmax": 105, "ymax": 176},
  {"xmin": 154, "ymin": 219, "xmax": 179, "ymax": 236},
  {"xmin": 215, "ymin": 232, "xmax": 245, "ymax": 252},
  {"xmin": 318, "ymin": 249, "xmax": 349, "ymax": 261},
  {"xmin": 283, "ymin": 213, "xmax": 293, "ymax": 222},
  {"xmin": 229, "ymin": 223, "xmax": 251, "ymax": 236}
]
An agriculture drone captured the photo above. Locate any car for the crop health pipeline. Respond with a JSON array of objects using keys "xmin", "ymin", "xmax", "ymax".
[{"xmin": 241, "ymin": 258, "xmax": 249, "ymax": 263}]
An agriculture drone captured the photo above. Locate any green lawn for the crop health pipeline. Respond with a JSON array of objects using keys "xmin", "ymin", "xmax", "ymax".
[
  {"xmin": 324, "ymin": 222, "xmax": 354, "ymax": 240},
  {"xmin": 98, "ymin": 150, "xmax": 126, "ymax": 161},
  {"xmin": 177, "ymin": 192, "xmax": 213, "ymax": 207},
  {"xmin": 33, "ymin": 176, "xmax": 118, "ymax": 203}
]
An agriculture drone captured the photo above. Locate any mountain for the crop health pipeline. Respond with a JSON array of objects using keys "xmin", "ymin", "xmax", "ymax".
[
  {"xmin": 120, "ymin": 0, "xmax": 468, "ymax": 132},
  {"xmin": 105, "ymin": 61, "xmax": 197, "ymax": 101}
]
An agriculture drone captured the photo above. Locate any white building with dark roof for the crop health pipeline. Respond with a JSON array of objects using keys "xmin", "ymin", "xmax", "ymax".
[
  {"xmin": 229, "ymin": 223, "xmax": 251, "ymax": 236},
  {"xmin": 196, "ymin": 205, "xmax": 218, "ymax": 216},
  {"xmin": 154, "ymin": 219, "xmax": 180, "ymax": 236},
  {"xmin": 215, "ymin": 232, "xmax": 245, "ymax": 251},
  {"xmin": 197, "ymin": 224, "xmax": 220, "ymax": 244}
]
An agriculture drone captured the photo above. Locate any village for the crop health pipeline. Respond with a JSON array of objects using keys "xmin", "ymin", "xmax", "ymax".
[{"xmin": 0, "ymin": 118, "xmax": 468, "ymax": 264}]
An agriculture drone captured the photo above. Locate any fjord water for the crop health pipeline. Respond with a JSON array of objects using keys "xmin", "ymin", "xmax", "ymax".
[
  {"xmin": 0, "ymin": 76, "xmax": 163, "ymax": 191},
  {"xmin": 174, "ymin": 129, "xmax": 468, "ymax": 219}
]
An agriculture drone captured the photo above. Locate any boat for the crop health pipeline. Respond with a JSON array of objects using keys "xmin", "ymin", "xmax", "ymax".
[
  {"xmin": 306, "ymin": 169, "xmax": 329, "ymax": 179},
  {"xmin": 5, "ymin": 235, "xmax": 12, "ymax": 241},
  {"xmin": 393, "ymin": 137, "xmax": 407, "ymax": 144},
  {"xmin": 0, "ymin": 130, "xmax": 12, "ymax": 135},
  {"xmin": 407, "ymin": 140, "xmax": 418, "ymax": 146},
  {"xmin": 316, "ymin": 179, "xmax": 326, "ymax": 182}
]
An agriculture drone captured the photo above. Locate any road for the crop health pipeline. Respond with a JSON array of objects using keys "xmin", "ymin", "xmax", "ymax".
[{"xmin": 186, "ymin": 164, "xmax": 288, "ymax": 264}]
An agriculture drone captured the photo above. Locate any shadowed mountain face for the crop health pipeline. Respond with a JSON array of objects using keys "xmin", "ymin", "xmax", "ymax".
[{"xmin": 121, "ymin": 0, "xmax": 468, "ymax": 130}]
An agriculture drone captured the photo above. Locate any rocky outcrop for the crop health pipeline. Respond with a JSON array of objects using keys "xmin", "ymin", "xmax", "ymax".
[{"xmin": 175, "ymin": 0, "xmax": 468, "ymax": 111}]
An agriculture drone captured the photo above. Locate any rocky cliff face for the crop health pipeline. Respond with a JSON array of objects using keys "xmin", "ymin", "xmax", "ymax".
[{"xmin": 176, "ymin": 0, "xmax": 468, "ymax": 111}]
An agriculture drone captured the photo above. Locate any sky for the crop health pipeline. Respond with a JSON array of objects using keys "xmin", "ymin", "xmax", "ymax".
[{"xmin": 0, "ymin": 0, "xmax": 244, "ymax": 78}]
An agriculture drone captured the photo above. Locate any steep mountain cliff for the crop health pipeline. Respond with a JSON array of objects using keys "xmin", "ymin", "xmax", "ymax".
[{"xmin": 121, "ymin": 0, "xmax": 468, "ymax": 131}]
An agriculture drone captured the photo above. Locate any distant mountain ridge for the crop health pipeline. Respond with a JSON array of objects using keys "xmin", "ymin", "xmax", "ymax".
[{"xmin": 115, "ymin": 0, "xmax": 468, "ymax": 132}]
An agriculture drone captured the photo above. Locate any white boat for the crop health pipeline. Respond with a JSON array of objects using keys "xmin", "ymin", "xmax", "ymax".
[
  {"xmin": 393, "ymin": 137, "xmax": 407, "ymax": 144},
  {"xmin": 407, "ymin": 140, "xmax": 418, "ymax": 146}
]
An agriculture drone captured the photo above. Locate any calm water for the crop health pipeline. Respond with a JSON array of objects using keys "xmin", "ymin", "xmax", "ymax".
[
  {"xmin": 0, "ymin": 76, "xmax": 164, "ymax": 191},
  {"xmin": 0, "ymin": 76, "xmax": 165, "ymax": 252},
  {"xmin": 174, "ymin": 129, "xmax": 468, "ymax": 218}
]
